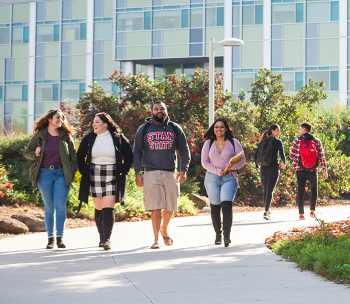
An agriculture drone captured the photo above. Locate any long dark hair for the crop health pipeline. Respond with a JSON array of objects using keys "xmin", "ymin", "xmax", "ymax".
[
  {"xmin": 204, "ymin": 118, "xmax": 234, "ymax": 141},
  {"xmin": 260, "ymin": 124, "xmax": 279, "ymax": 142},
  {"xmin": 33, "ymin": 109, "xmax": 73, "ymax": 136},
  {"xmin": 95, "ymin": 112, "xmax": 121, "ymax": 135}
]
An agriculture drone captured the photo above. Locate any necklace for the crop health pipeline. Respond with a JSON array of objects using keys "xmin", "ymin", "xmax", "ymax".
[{"xmin": 220, "ymin": 145, "xmax": 223, "ymax": 148}]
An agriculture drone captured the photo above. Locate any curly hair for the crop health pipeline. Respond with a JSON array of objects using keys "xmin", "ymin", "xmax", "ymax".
[
  {"xmin": 95, "ymin": 112, "xmax": 122, "ymax": 134},
  {"xmin": 204, "ymin": 117, "xmax": 234, "ymax": 141},
  {"xmin": 33, "ymin": 109, "xmax": 73, "ymax": 136}
]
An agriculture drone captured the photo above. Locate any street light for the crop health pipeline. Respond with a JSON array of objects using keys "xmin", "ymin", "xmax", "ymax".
[
  {"xmin": 202, "ymin": 38, "xmax": 244, "ymax": 214},
  {"xmin": 208, "ymin": 38, "xmax": 244, "ymax": 127}
]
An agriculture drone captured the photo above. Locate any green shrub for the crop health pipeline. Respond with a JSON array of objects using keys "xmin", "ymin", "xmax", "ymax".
[
  {"xmin": 178, "ymin": 194, "xmax": 196, "ymax": 215},
  {"xmin": 271, "ymin": 233, "xmax": 350, "ymax": 283}
]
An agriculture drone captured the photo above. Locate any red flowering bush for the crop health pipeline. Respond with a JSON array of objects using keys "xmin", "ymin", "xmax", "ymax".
[
  {"xmin": 61, "ymin": 68, "xmax": 350, "ymax": 204},
  {"xmin": 0, "ymin": 165, "xmax": 13, "ymax": 200}
]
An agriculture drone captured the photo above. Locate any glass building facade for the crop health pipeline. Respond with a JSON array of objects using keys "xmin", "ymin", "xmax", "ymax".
[{"xmin": 0, "ymin": 0, "xmax": 348, "ymax": 133}]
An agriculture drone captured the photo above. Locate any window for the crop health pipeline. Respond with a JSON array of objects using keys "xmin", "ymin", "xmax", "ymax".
[
  {"xmin": 306, "ymin": 3, "xmax": 329, "ymax": 23},
  {"xmin": 12, "ymin": 26, "xmax": 29, "ymax": 44},
  {"xmin": 272, "ymin": 4, "xmax": 294, "ymax": 24},
  {"xmin": 206, "ymin": 8, "xmax": 216, "ymax": 27},
  {"xmin": 191, "ymin": 9, "xmax": 203, "ymax": 28},
  {"xmin": 271, "ymin": 40, "xmax": 282, "ymax": 67},
  {"xmin": 183, "ymin": 63, "xmax": 195, "ymax": 75},
  {"xmin": 243, "ymin": 6, "xmax": 254, "ymax": 25},
  {"xmin": 190, "ymin": 43, "xmax": 202, "ymax": 56},
  {"xmin": 331, "ymin": 1, "xmax": 339, "ymax": 22},
  {"xmin": 153, "ymin": 10, "xmax": 181, "ymax": 30},
  {"xmin": 12, "ymin": 27, "xmax": 23, "ymax": 44},
  {"xmin": 62, "ymin": 24, "xmax": 80, "ymax": 41},
  {"xmin": 5, "ymin": 85, "xmax": 22, "ymax": 102},
  {"xmin": 306, "ymin": 39, "xmax": 318, "ymax": 66},
  {"xmin": 0, "ymin": 28, "xmax": 10, "ymax": 44},
  {"xmin": 181, "ymin": 9, "xmax": 189, "ymax": 28},
  {"xmin": 35, "ymin": 84, "xmax": 52, "ymax": 101},
  {"xmin": 295, "ymin": 72, "xmax": 303, "ymax": 91},
  {"xmin": 296, "ymin": 3, "xmax": 303, "ymax": 23},
  {"xmin": 94, "ymin": 22, "xmax": 112, "ymax": 40},
  {"xmin": 94, "ymin": 0, "xmax": 103, "ymax": 18},
  {"xmin": 232, "ymin": 73, "xmax": 255, "ymax": 93},
  {"xmin": 117, "ymin": 12, "xmax": 143, "ymax": 31},
  {"xmin": 62, "ymin": 0, "xmax": 71, "ymax": 20},
  {"xmin": 144, "ymin": 12, "xmax": 151, "ymax": 30},
  {"xmin": 61, "ymin": 83, "xmax": 80, "ymax": 102},
  {"xmin": 36, "ymin": 25, "xmax": 54, "ymax": 42},
  {"xmin": 190, "ymin": 28, "xmax": 202, "ymax": 43},
  {"xmin": 255, "ymin": 5, "xmax": 263, "ymax": 25},
  {"xmin": 330, "ymin": 71, "xmax": 339, "ymax": 91},
  {"xmin": 232, "ymin": 6, "xmax": 240, "ymax": 26}
]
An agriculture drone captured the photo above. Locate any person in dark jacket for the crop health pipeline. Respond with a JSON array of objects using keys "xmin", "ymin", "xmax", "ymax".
[
  {"xmin": 77, "ymin": 113, "xmax": 133, "ymax": 250},
  {"xmin": 24, "ymin": 109, "xmax": 78, "ymax": 249},
  {"xmin": 254, "ymin": 124, "xmax": 286, "ymax": 220},
  {"xmin": 133, "ymin": 101, "xmax": 190, "ymax": 249}
]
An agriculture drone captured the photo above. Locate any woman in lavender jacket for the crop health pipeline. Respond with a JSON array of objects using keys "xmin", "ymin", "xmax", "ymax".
[{"xmin": 201, "ymin": 118, "xmax": 246, "ymax": 247}]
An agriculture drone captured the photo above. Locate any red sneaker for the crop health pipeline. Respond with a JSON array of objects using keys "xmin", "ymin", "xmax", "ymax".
[
  {"xmin": 299, "ymin": 214, "xmax": 305, "ymax": 220},
  {"xmin": 310, "ymin": 211, "xmax": 316, "ymax": 218}
]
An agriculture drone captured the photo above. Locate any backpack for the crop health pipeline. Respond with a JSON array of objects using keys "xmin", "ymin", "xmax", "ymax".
[
  {"xmin": 255, "ymin": 137, "xmax": 275, "ymax": 167},
  {"xmin": 299, "ymin": 138, "xmax": 319, "ymax": 170},
  {"xmin": 142, "ymin": 121, "xmax": 179, "ymax": 148},
  {"xmin": 209, "ymin": 138, "xmax": 235, "ymax": 153}
]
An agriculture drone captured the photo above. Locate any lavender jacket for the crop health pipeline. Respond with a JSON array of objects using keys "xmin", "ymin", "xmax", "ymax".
[{"xmin": 201, "ymin": 138, "xmax": 246, "ymax": 186}]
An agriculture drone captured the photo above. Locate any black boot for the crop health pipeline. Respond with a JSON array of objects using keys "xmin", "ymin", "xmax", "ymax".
[
  {"xmin": 210, "ymin": 204, "xmax": 222, "ymax": 245},
  {"xmin": 95, "ymin": 209, "xmax": 104, "ymax": 247},
  {"xmin": 56, "ymin": 237, "xmax": 66, "ymax": 248},
  {"xmin": 46, "ymin": 237, "xmax": 54, "ymax": 249},
  {"xmin": 102, "ymin": 208, "xmax": 115, "ymax": 250},
  {"xmin": 221, "ymin": 201, "xmax": 233, "ymax": 247}
]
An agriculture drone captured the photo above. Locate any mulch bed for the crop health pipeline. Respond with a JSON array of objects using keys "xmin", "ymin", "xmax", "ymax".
[{"xmin": 265, "ymin": 219, "xmax": 350, "ymax": 249}]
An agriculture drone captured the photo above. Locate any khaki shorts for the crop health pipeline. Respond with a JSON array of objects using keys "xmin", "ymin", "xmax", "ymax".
[{"xmin": 143, "ymin": 170, "xmax": 180, "ymax": 212}]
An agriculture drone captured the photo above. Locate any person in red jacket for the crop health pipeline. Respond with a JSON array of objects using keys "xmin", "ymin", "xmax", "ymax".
[{"xmin": 289, "ymin": 122, "xmax": 328, "ymax": 220}]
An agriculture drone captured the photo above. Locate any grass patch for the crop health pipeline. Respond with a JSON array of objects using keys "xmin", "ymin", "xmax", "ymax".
[{"xmin": 271, "ymin": 226, "xmax": 350, "ymax": 283}]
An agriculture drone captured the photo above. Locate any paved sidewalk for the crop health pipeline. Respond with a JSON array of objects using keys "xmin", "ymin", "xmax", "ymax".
[{"xmin": 1, "ymin": 205, "xmax": 350, "ymax": 304}]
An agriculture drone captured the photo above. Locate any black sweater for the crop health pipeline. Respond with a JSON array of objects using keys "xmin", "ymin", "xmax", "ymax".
[{"xmin": 254, "ymin": 137, "xmax": 286, "ymax": 168}]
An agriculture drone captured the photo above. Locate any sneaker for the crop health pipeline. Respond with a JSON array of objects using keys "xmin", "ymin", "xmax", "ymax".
[
  {"xmin": 263, "ymin": 212, "xmax": 271, "ymax": 220},
  {"xmin": 299, "ymin": 214, "xmax": 305, "ymax": 220},
  {"xmin": 310, "ymin": 211, "xmax": 316, "ymax": 218}
]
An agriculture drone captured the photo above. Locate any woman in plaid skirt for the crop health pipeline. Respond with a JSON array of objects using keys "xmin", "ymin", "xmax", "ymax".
[{"xmin": 77, "ymin": 113, "xmax": 133, "ymax": 250}]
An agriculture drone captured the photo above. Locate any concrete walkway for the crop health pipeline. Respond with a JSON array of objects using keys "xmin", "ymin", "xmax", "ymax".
[{"xmin": 1, "ymin": 205, "xmax": 350, "ymax": 304}]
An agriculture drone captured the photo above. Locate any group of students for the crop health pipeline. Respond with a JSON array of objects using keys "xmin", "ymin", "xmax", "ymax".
[
  {"xmin": 253, "ymin": 122, "xmax": 327, "ymax": 221},
  {"xmin": 23, "ymin": 101, "xmax": 327, "ymax": 250}
]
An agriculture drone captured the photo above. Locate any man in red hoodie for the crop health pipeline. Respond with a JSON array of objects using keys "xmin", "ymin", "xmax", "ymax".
[{"xmin": 290, "ymin": 122, "xmax": 328, "ymax": 220}]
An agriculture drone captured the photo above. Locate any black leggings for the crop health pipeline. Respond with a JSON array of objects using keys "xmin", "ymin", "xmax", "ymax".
[
  {"xmin": 260, "ymin": 165, "xmax": 279, "ymax": 212},
  {"xmin": 296, "ymin": 171, "xmax": 318, "ymax": 214}
]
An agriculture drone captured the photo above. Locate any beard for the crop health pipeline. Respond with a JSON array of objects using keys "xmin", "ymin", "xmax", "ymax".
[{"xmin": 153, "ymin": 112, "xmax": 168, "ymax": 123}]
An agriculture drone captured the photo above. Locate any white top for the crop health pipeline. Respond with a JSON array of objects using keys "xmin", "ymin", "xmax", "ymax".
[{"xmin": 91, "ymin": 130, "xmax": 116, "ymax": 164}]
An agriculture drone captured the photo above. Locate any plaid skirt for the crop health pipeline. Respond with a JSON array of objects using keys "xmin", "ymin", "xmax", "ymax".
[{"xmin": 89, "ymin": 164, "xmax": 117, "ymax": 197}]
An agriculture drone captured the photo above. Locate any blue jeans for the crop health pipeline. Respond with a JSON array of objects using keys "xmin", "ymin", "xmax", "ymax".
[
  {"xmin": 37, "ymin": 168, "xmax": 70, "ymax": 238},
  {"xmin": 204, "ymin": 172, "xmax": 238, "ymax": 205}
]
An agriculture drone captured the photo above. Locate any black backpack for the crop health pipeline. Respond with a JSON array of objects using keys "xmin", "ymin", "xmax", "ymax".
[{"xmin": 255, "ymin": 137, "xmax": 274, "ymax": 166}]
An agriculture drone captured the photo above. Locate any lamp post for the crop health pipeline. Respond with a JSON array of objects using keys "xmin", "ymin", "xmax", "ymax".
[
  {"xmin": 202, "ymin": 38, "xmax": 244, "ymax": 213},
  {"xmin": 208, "ymin": 38, "xmax": 244, "ymax": 127}
]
